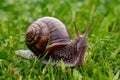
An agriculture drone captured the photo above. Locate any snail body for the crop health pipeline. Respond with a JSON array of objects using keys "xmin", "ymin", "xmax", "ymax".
[{"xmin": 25, "ymin": 17, "xmax": 93, "ymax": 67}]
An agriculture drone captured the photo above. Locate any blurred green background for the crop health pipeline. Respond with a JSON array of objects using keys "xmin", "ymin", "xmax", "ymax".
[{"xmin": 0, "ymin": 0, "xmax": 120, "ymax": 80}]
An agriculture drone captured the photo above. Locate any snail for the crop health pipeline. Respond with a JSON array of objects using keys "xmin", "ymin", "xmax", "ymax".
[{"xmin": 15, "ymin": 17, "xmax": 93, "ymax": 67}]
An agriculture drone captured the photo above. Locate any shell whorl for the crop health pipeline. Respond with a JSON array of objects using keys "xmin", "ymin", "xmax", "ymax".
[
  {"xmin": 26, "ymin": 21, "xmax": 49, "ymax": 57},
  {"xmin": 25, "ymin": 17, "xmax": 71, "ymax": 57},
  {"xmin": 39, "ymin": 17, "xmax": 72, "ymax": 50}
]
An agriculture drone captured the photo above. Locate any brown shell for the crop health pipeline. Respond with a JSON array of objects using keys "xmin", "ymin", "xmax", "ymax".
[{"xmin": 25, "ymin": 17, "xmax": 71, "ymax": 57}]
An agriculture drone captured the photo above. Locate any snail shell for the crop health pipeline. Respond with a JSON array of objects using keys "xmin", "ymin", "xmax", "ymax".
[{"xmin": 26, "ymin": 17, "xmax": 72, "ymax": 57}]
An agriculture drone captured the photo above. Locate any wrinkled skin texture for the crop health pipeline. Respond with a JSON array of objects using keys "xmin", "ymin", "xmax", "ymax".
[{"xmin": 43, "ymin": 36, "xmax": 88, "ymax": 67}]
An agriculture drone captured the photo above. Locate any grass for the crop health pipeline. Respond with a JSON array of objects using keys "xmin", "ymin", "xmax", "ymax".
[{"xmin": 0, "ymin": 0, "xmax": 120, "ymax": 80}]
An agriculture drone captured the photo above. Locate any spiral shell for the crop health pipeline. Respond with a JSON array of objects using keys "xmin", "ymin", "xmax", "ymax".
[{"xmin": 26, "ymin": 17, "xmax": 71, "ymax": 57}]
